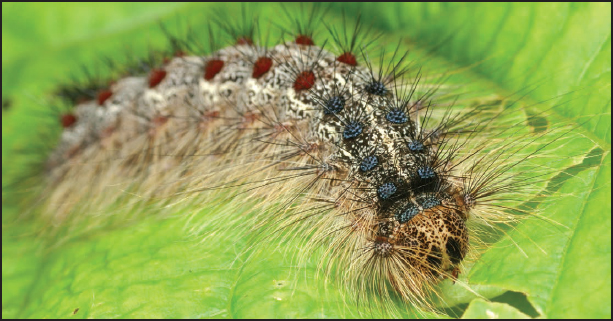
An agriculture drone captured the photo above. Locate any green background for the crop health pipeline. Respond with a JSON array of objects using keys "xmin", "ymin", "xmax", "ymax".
[{"xmin": 2, "ymin": 3, "xmax": 610, "ymax": 319}]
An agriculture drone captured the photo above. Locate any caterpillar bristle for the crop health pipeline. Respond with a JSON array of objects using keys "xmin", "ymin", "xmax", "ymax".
[
  {"xmin": 278, "ymin": 2, "xmax": 329, "ymax": 46},
  {"xmin": 211, "ymin": 3, "xmax": 259, "ymax": 47},
  {"xmin": 324, "ymin": 11, "xmax": 382, "ymax": 67}
]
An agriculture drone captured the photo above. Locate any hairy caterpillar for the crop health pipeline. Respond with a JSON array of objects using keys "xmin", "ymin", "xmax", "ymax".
[{"xmin": 3, "ymin": 3, "xmax": 609, "ymax": 319}]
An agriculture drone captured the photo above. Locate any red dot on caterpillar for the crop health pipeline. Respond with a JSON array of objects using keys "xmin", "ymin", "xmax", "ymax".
[
  {"xmin": 238, "ymin": 110, "xmax": 260, "ymax": 130},
  {"xmin": 236, "ymin": 37, "xmax": 253, "ymax": 46},
  {"xmin": 162, "ymin": 51, "xmax": 186, "ymax": 65},
  {"xmin": 337, "ymin": 52, "xmax": 358, "ymax": 66},
  {"xmin": 148, "ymin": 69, "xmax": 167, "ymax": 88},
  {"xmin": 99, "ymin": 125, "xmax": 117, "ymax": 142},
  {"xmin": 149, "ymin": 115, "xmax": 169, "ymax": 138},
  {"xmin": 97, "ymin": 89, "xmax": 112, "ymax": 106},
  {"xmin": 272, "ymin": 121, "xmax": 297, "ymax": 139},
  {"xmin": 203, "ymin": 110, "xmax": 220, "ymax": 120},
  {"xmin": 204, "ymin": 59, "xmax": 224, "ymax": 80},
  {"xmin": 295, "ymin": 34, "xmax": 314, "ymax": 46},
  {"xmin": 293, "ymin": 70, "xmax": 316, "ymax": 91},
  {"xmin": 252, "ymin": 57, "xmax": 273, "ymax": 79},
  {"xmin": 299, "ymin": 141, "xmax": 320, "ymax": 155},
  {"xmin": 152, "ymin": 115, "xmax": 169, "ymax": 127},
  {"xmin": 76, "ymin": 96, "xmax": 90, "ymax": 104},
  {"xmin": 198, "ymin": 110, "xmax": 220, "ymax": 131},
  {"xmin": 60, "ymin": 113, "xmax": 77, "ymax": 128}
]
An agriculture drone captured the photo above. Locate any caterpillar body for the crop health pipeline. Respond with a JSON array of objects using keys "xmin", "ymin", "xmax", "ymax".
[{"xmin": 5, "ymin": 3, "xmax": 604, "ymax": 318}]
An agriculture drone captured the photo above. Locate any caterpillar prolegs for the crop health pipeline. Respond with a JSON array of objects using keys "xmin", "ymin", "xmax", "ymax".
[{"xmin": 9, "ymin": 3, "xmax": 604, "ymax": 318}]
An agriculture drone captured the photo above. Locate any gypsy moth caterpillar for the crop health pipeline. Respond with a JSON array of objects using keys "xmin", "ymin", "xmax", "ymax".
[{"xmin": 2, "ymin": 3, "xmax": 609, "ymax": 319}]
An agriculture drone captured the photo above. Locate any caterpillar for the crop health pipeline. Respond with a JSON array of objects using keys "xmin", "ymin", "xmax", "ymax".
[{"xmin": 3, "ymin": 3, "xmax": 609, "ymax": 319}]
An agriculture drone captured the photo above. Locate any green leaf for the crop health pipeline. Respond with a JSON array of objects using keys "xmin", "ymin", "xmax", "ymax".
[
  {"xmin": 2, "ymin": 2, "xmax": 610, "ymax": 319},
  {"xmin": 469, "ymin": 153, "xmax": 611, "ymax": 318},
  {"xmin": 462, "ymin": 299, "xmax": 530, "ymax": 319}
]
